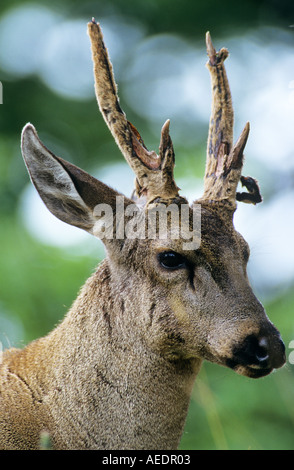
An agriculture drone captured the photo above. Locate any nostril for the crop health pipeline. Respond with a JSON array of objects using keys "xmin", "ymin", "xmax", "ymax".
[
  {"xmin": 231, "ymin": 334, "xmax": 286, "ymax": 371},
  {"xmin": 257, "ymin": 334, "xmax": 286, "ymax": 369},
  {"xmin": 231, "ymin": 334, "xmax": 271, "ymax": 368},
  {"xmin": 255, "ymin": 337, "xmax": 269, "ymax": 364},
  {"xmin": 228, "ymin": 332, "xmax": 286, "ymax": 375}
]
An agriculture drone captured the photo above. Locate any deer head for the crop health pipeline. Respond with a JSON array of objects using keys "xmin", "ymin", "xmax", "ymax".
[{"xmin": 21, "ymin": 20, "xmax": 285, "ymax": 379}]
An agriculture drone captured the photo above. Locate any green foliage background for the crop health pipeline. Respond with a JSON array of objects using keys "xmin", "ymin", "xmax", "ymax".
[{"xmin": 0, "ymin": 0, "xmax": 294, "ymax": 450}]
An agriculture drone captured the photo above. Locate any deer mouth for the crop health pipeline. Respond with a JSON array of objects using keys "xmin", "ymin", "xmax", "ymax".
[
  {"xmin": 226, "ymin": 361, "xmax": 273, "ymax": 379},
  {"xmin": 225, "ymin": 333, "xmax": 286, "ymax": 379}
]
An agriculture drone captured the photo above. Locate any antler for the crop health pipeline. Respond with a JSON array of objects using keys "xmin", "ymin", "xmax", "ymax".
[
  {"xmin": 200, "ymin": 32, "xmax": 262, "ymax": 212},
  {"xmin": 87, "ymin": 19, "xmax": 182, "ymax": 205},
  {"xmin": 88, "ymin": 22, "xmax": 261, "ymax": 211}
]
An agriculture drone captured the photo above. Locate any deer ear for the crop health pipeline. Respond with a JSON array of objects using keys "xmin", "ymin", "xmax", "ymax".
[{"xmin": 21, "ymin": 123, "xmax": 129, "ymax": 236}]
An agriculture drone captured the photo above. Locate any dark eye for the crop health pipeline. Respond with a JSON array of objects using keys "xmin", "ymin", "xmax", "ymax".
[
  {"xmin": 242, "ymin": 244, "xmax": 250, "ymax": 263},
  {"xmin": 158, "ymin": 251, "xmax": 187, "ymax": 270}
]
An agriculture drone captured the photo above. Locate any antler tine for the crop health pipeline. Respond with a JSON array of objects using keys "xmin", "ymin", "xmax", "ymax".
[
  {"xmin": 201, "ymin": 32, "xmax": 261, "ymax": 212},
  {"xmin": 87, "ymin": 20, "xmax": 180, "ymax": 205},
  {"xmin": 202, "ymin": 32, "xmax": 234, "ymax": 201}
]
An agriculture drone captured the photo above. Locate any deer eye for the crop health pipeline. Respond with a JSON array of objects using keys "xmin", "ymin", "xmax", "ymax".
[
  {"xmin": 240, "ymin": 240, "xmax": 250, "ymax": 263},
  {"xmin": 158, "ymin": 251, "xmax": 187, "ymax": 270}
]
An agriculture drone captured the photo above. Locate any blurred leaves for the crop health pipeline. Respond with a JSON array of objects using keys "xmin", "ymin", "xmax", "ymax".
[{"xmin": 0, "ymin": 215, "xmax": 100, "ymax": 344}]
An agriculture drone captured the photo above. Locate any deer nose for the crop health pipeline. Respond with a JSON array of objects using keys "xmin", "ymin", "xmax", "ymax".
[
  {"xmin": 255, "ymin": 337, "xmax": 270, "ymax": 364},
  {"xmin": 232, "ymin": 333, "xmax": 286, "ymax": 371}
]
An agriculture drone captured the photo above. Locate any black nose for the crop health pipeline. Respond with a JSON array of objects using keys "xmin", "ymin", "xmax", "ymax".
[{"xmin": 231, "ymin": 333, "xmax": 286, "ymax": 370}]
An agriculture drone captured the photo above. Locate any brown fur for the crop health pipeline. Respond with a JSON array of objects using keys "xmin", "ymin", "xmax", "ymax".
[{"xmin": 0, "ymin": 22, "xmax": 285, "ymax": 450}]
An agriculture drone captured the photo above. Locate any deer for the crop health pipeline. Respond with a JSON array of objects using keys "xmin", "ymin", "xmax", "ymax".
[{"xmin": 0, "ymin": 19, "xmax": 286, "ymax": 450}]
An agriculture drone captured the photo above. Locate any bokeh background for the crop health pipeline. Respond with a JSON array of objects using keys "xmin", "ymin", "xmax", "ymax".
[{"xmin": 1, "ymin": 0, "xmax": 294, "ymax": 450}]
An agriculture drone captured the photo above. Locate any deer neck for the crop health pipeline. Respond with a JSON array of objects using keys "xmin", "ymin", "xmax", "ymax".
[{"xmin": 45, "ymin": 259, "xmax": 202, "ymax": 449}]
